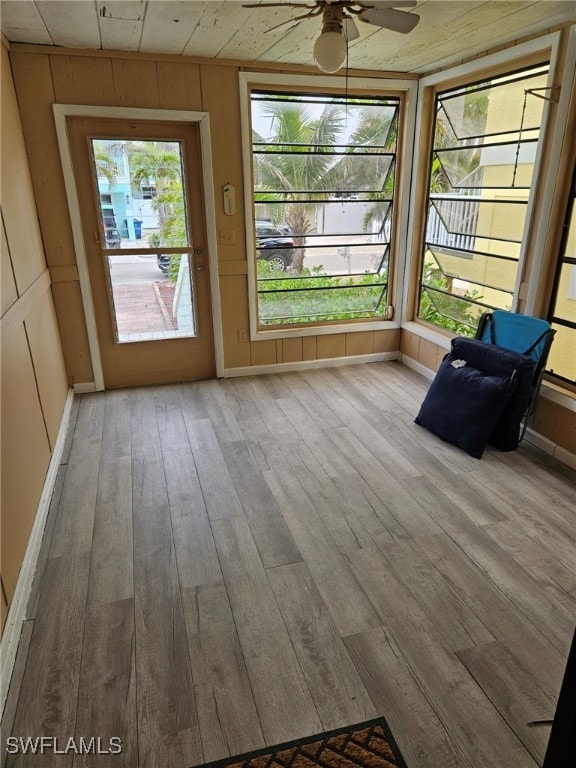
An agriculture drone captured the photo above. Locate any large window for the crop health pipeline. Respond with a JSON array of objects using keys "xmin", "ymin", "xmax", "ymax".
[
  {"xmin": 249, "ymin": 90, "xmax": 400, "ymax": 328},
  {"xmin": 547, "ymin": 165, "xmax": 576, "ymax": 385},
  {"xmin": 418, "ymin": 64, "xmax": 550, "ymax": 335}
]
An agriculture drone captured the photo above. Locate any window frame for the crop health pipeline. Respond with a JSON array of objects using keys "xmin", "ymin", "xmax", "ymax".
[
  {"xmin": 239, "ymin": 71, "xmax": 418, "ymax": 341},
  {"xmin": 402, "ymin": 33, "xmax": 561, "ymax": 343}
]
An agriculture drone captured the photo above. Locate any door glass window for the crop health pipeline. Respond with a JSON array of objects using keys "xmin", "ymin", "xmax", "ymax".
[{"xmin": 89, "ymin": 138, "xmax": 196, "ymax": 342}]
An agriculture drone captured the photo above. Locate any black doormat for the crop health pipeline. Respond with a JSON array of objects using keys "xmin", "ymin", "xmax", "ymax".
[{"xmin": 199, "ymin": 718, "xmax": 408, "ymax": 768}]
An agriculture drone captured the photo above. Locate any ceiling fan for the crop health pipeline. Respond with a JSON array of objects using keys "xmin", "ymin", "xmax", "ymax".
[{"xmin": 242, "ymin": 1, "xmax": 420, "ymax": 73}]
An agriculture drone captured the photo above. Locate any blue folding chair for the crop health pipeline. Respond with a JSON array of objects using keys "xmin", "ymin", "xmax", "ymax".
[{"xmin": 475, "ymin": 310, "xmax": 556, "ymax": 440}]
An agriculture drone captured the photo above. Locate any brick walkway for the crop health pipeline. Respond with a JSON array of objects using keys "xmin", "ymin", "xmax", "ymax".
[{"xmin": 112, "ymin": 280, "xmax": 176, "ymax": 336}]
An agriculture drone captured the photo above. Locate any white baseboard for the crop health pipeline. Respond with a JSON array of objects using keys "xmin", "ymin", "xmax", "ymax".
[
  {"xmin": 524, "ymin": 428, "xmax": 576, "ymax": 470},
  {"xmin": 73, "ymin": 382, "xmax": 97, "ymax": 394},
  {"xmin": 401, "ymin": 355, "xmax": 576, "ymax": 470},
  {"xmin": 0, "ymin": 388, "xmax": 75, "ymax": 717},
  {"xmin": 400, "ymin": 354, "xmax": 435, "ymax": 381},
  {"xmin": 223, "ymin": 351, "xmax": 401, "ymax": 378}
]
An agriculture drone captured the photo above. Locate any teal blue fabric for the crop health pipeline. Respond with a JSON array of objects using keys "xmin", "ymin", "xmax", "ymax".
[{"xmin": 476, "ymin": 311, "xmax": 551, "ymax": 363}]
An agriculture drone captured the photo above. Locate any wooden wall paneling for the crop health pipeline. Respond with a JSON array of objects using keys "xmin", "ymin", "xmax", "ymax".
[
  {"xmin": 316, "ymin": 333, "xmax": 346, "ymax": 360},
  {"xmin": 400, "ymin": 329, "xmax": 420, "ymax": 359},
  {"xmin": 0, "ymin": 580, "xmax": 8, "ymax": 632},
  {"xmin": 345, "ymin": 331, "xmax": 373, "ymax": 357},
  {"xmin": 373, "ymin": 328, "xmax": 400, "ymax": 353},
  {"xmin": 275, "ymin": 338, "xmax": 283, "ymax": 363},
  {"xmin": 0, "ymin": 323, "xmax": 52, "ymax": 600},
  {"xmin": 219, "ymin": 275, "xmax": 251, "ymax": 369},
  {"xmin": 532, "ymin": 397, "xmax": 576, "ymax": 455},
  {"xmin": 200, "ymin": 63, "xmax": 246, "ymax": 263},
  {"xmin": 24, "ymin": 289, "xmax": 69, "ymax": 447},
  {"xmin": 50, "ymin": 280, "xmax": 93, "ymax": 384},
  {"xmin": 436, "ymin": 343, "xmax": 447, "ymax": 370},
  {"xmin": 8, "ymin": 52, "xmax": 76, "ymax": 269},
  {"xmin": 282, "ymin": 337, "xmax": 303, "ymax": 363},
  {"xmin": 302, "ymin": 335, "xmax": 317, "ymax": 361},
  {"xmin": 1, "ymin": 215, "xmax": 18, "ymax": 316},
  {"xmin": 419, "ymin": 337, "xmax": 439, "ymax": 370},
  {"xmin": 110, "ymin": 58, "xmax": 160, "ymax": 108},
  {"xmin": 156, "ymin": 61, "xmax": 202, "ymax": 111},
  {"xmin": 1, "ymin": 46, "xmax": 47, "ymax": 293},
  {"xmin": 49, "ymin": 54, "xmax": 115, "ymax": 105},
  {"xmin": 249, "ymin": 339, "xmax": 276, "ymax": 366}
]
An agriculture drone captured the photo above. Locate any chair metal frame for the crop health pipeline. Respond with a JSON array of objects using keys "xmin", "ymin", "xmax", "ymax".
[{"xmin": 475, "ymin": 310, "xmax": 556, "ymax": 441}]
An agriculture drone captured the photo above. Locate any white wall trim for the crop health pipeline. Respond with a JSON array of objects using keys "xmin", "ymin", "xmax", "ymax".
[
  {"xmin": 52, "ymin": 104, "xmax": 225, "ymax": 386},
  {"xmin": 239, "ymin": 71, "xmax": 418, "ymax": 341},
  {"xmin": 73, "ymin": 382, "xmax": 98, "ymax": 394},
  {"xmin": 403, "ymin": 32, "xmax": 561, "ymax": 324},
  {"xmin": 0, "ymin": 388, "xmax": 75, "ymax": 717},
  {"xmin": 401, "ymin": 353, "xmax": 576, "ymax": 468},
  {"xmin": 224, "ymin": 350, "xmax": 400, "ymax": 378},
  {"xmin": 526, "ymin": 25, "xmax": 576, "ymax": 313},
  {"xmin": 400, "ymin": 354, "xmax": 435, "ymax": 381}
]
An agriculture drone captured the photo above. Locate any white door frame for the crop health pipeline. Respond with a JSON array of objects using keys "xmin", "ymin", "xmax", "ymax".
[{"xmin": 53, "ymin": 104, "xmax": 225, "ymax": 390}]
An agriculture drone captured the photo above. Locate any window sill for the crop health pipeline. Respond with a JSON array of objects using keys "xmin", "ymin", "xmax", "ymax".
[{"xmin": 251, "ymin": 318, "xmax": 400, "ymax": 341}]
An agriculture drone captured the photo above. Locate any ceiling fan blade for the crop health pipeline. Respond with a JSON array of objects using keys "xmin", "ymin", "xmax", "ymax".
[
  {"xmin": 362, "ymin": 1, "xmax": 418, "ymax": 7},
  {"xmin": 359, "ymin": 7, "xmax": 420, "ymax": 34},
  {"xmin": 343, "ymin": 18, "xmax": 360, "ymax": 42},
  {"xmin": 242, "ymin": 2, "xmax": 313, "ymax": 8},
  {"xmin": 263, "ymin": 9, "xmax": 317, "ymax": 33}
]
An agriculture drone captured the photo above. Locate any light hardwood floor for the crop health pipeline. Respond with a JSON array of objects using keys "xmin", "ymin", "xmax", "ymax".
[{"xmin": 3, "ymin": 362, "xmax": 575, "ymax": 768}]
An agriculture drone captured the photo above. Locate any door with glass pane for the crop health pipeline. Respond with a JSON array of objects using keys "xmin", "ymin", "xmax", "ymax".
[{"xmin": 66, "ymin": 117, "xmax": 215, "ymax": 388}]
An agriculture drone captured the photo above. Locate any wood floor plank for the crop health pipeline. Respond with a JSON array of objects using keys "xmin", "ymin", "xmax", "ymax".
[
  {"xmin": 101, "ymin": 389, "xmax": 132, "ymax": 458},
  {"xmin": 419, "ymin": 533, "xmax": 567, "ymax": 701},
  {"xmin": 133, "ymin": 503, "xmax": 201, "ymax": 768},
  {"xmin": 325, "ymin": 428, "xmax": 441, "ymax": 539},
  {"xmin": 7, "ymin": 554, "xmax": 90, "ymax": 768},
  {"xmin": 345, "ymin": 548, "xmax": 539, "ymax": 768},
  {"xmin": 181, "ymin": 419, "xmax": 244, "ymax": 521},
  {"xmin": 0, "ymin": 620, "xmax": 34, "ymax": 768},
  {"xmin": 220, "ymin": 440, "xmax": 301, "ymax": 568},
  {"xmin": 268, "ymin": 562, "xmax": 377, "ymax": 730},
  {"xmin": 482, "ymin": 520, "xmax": 576, "ymax": 598},
  {"xmin": 211, "ymin": 517, "xmax": 322, "ymax": 744},
  {"xmin": 154, "ymin": 385, "xmax": 190, "ymax": 453},
  {"xmin": 88, "ymin": 455, "xmax": 133, "ymax": 606},
  {"xmin": 458, "ymin": 640, "xmax": 555, "ymax": 765},
  {"xmin": 49, "ymin": 435, "xmax": 102, "ymax": 558},
  {"xmin": 74, "ymin": 598, "xmax": 137, "ymax": 768},
  {"xmin": 9, "ymin": 362, "xmax": 575, "ymax": 768},
  {"xmin": 447, "ymin": 525, "xmax": 575, "ymax": 654},
  {"xmin": 181, "ymin": 584, "xmax": 265, "ymax": 762},
  {"xmin": 162, "ymin": 447, "xmax": 223, "ymax": 588},
  {"xmin": 26, "ymin": 465, "xmax": 66, "ymax": 618},
  {"xmin": 376, "ymin": 538, "xmax": 494, "ymax": 652},
  {"xmin": 263, "ymin": 470, "xmax": 382, "ymax": 637},
  {"xmin": 325, "ymin": 396, "xmax": 422, "ymax": 478},
  {"xmin": 345, "ymin": 628, "xmax": 467, "ymax": 768}
]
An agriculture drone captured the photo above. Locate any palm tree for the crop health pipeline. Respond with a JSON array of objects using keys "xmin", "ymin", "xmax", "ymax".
[
  {"xmin": 253, "ymin": 100, "xmax": 345, "ymax": 273},
  {"xmin": 128, "ymin": 142, "xmax": 182, "ymax": 237}
]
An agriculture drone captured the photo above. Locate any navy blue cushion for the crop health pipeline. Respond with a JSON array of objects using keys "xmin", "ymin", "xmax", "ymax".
[
  {"xmin": 415, "ymin": 353, "xmax": 517, "ymax": 458},
  {"xmin": 451, "ymin": 337, "xmax": 536, "ymax": 450}
]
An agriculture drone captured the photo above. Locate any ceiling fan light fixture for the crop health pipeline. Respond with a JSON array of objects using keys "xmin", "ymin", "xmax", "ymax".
[{"xmin": 313, "ymin": 29, "xmax": 347, "ymax": 73}]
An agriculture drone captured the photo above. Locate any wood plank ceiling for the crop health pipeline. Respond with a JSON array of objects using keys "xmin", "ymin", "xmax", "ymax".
[{"xmin": 1, "ymin": 0, "xmax": 575, "ymax": 74}]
